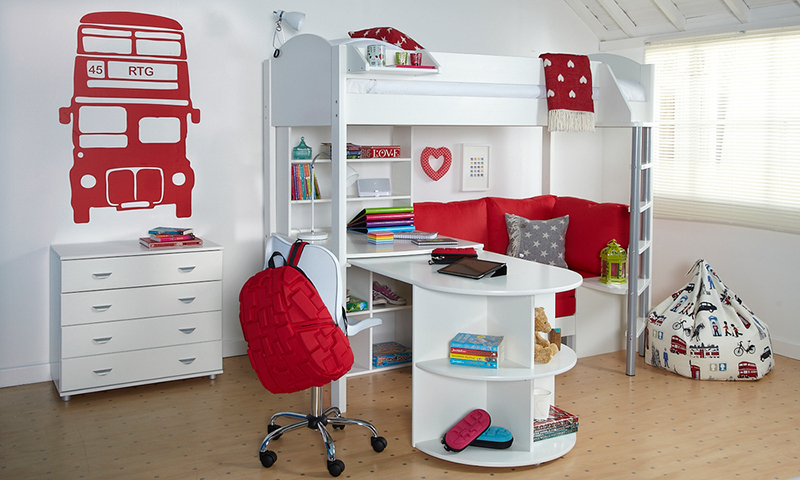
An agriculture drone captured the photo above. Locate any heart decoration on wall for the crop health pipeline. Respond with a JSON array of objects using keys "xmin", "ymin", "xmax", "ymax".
[{"xmin": 420, "ymin": 147, "xmax": 452, "ymax": 181}]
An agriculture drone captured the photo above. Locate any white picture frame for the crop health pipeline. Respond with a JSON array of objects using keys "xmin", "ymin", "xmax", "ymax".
[{"xmin": 461, "ymin": 144, "xmax": 490, "ymax": 191}]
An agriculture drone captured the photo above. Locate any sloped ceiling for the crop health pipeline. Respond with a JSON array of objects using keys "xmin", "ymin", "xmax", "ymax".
[{"xmin": 565, "ymin": 0, "xmax": 800, "ymax": 47}]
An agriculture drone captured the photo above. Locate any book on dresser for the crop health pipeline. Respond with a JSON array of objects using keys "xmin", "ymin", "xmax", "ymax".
[{"xmin": 533, "ymin": 406, "xmax": 579, "ymax": 442}]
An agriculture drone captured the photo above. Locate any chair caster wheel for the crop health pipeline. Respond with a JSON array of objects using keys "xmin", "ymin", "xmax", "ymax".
[
  {"xmin": 332, "ymin": 424, "xmax": 345, "ymax": 430},
  {"xmin": 260, "ymin": 449, "xmax": 277, "ymax": 468},
  {"xmin": 267, "ymin": 423, "xmax": 282, "ymax": 440},
  {"xmin": 327, "ymin": 458, "xmax": 345, "ymax": 477},
  {"xmin": 371, "ymin": 436, "xmax": 388, "ymax": 452}
]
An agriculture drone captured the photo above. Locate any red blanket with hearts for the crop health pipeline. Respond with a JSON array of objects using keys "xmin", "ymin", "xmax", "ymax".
[{"xmin": 539, "ymin": 53, "xmax": 595, "ymax": 132}]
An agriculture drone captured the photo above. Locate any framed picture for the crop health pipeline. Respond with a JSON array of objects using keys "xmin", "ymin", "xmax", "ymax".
[{"xmin": 461, "ymin": 144, "xmax": 489, "ymax": 191}]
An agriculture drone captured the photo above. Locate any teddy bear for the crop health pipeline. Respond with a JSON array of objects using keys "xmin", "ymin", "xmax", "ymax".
[{"xmin": 534, "ymin": 307, "xmax": 559, "ymax": 363}]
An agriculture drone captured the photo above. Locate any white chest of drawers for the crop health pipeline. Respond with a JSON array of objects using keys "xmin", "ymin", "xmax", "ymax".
[{"xmin": 50, "ymin": 240, "xmax": 223, "ymax": 401}]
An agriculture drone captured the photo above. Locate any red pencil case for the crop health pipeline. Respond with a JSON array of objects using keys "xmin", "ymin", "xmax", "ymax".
[
  {"xmin": 441, "ymin": 408, "xmax": 492, "ymax": 452},
  {"xmin": 429, "ymin": 247, "xmax": 478, "ymax": 265}
]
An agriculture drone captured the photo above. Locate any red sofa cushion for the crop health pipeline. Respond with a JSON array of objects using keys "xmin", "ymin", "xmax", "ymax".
[
  {"xmin": 552, "ymin": 196, "xmax": 629, "ymax": 277},
  {"xmin": 414, "ymin": 198, "xmax": 489, "ymax": 246},
  {"xmin": 556, "ymin": 290, "xmax": 576, "ymax": 317},
  {"xmin": 484, "ymin": 196, "xmax": 557, "ymax": 254}
]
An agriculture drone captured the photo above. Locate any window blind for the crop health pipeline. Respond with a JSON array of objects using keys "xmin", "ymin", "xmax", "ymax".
[{"xmin": 645, "ymin": 29, "xmax": 800, "ymax": 234}]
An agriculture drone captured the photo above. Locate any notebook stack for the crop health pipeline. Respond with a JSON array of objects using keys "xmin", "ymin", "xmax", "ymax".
[
  {"xmin": 139, "ymin": 227, "xmax": 202, "ymax": 249},
  {"xmin": 534, "ymin": 406, "xmax": 579, "ymax": 442},
  {"xmin": 368, "ymin": 231, "xmax": 394, "ymax": 245},
  {"xmin": 449, "ymin": 333, "xmax": 505, "ymax": 369},
  {"xmin": 347, "ymin": 206, "xmax": 414, "ymax": 234}
]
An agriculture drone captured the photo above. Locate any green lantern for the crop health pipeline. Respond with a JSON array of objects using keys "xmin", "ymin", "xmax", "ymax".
[
  {"xmin": 292, "ymin": 136, "xmax": 312, "ymax": 160},
  {"xmin": 600, "ymin": 239, "xmax": 627, "ymax": 285}
]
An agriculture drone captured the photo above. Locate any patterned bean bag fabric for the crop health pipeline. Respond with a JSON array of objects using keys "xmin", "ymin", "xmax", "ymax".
[{"xmin": 644, "ymin": 260, "xmax": 774, "ymax": 380}]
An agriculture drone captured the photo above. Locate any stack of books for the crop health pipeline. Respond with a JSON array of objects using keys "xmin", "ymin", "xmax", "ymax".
[
  {"xmin": 368, "ymin": 231, "xmax": 394, "ymax": 245},
  {"xmin": 347, "ymin": 206, "xmax": 414, "ymax": 234},
  {"xmin": 449, "ymin": 333, "xmax": 505, "ymax": 368},
  {"xmin": 321, "ymin": 142, "xmax": 362, "ymax": 159},
  {"xmin": 291, "ymin": 164, "xmax": 322, "ymax": 201},
  {"xmin": 140, "ymin": 227, "xmax": 202, "ymax": 249},
  {"xmin": 534, "ymin": 406, "xmax": 579, "ymax": 442}
]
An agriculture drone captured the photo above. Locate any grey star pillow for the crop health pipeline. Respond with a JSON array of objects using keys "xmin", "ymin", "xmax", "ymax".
[{"xmin": 505, "ymin": 213, "xmax": 569, "ymax": 268}]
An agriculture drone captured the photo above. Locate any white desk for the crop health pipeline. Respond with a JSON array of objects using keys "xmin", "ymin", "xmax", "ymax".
[{"xmin": 350, "ymin": 251, "xmax": 583, "ymax": 467}]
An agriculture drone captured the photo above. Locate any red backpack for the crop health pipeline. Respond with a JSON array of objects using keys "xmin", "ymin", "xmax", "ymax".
[{"xmin": 239, "ymin": 241, "xmax": 354, "ymax": 394}]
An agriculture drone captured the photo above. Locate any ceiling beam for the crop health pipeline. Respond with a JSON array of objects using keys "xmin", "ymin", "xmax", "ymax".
[
  {"xmin": 652, "ymin": 0, "xmax": 686, "ymax": 32},
  {"xmin": 723, "ymin": 0, "xmax": 751, "ymax": 24},
  {"xmin": 598, "ymin": 0, "xmax": 637, "ymax": 38},
  {"xmin": 563, "ymin": 0, "xmax": 613, "ymax": 41}
]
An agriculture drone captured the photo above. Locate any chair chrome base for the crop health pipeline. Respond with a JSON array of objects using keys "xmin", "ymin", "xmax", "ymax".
[{"xmin": 259, "ymin": 385, "xmax": 387, "ymax": 477}]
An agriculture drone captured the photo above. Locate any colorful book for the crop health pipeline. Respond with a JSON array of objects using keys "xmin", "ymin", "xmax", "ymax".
[
  {"xmin": 450, "ymin": 333, "xmax": 505, "ymax": 352},
  {"xmin": 348, "ymin": 225, "xmax": 415, "ymax": 234},
  {"xmin": 449, "ymin": 353, "xmax": 498, "ymax": 362},
  {"xmin": 450, "ymin": 347, "xmax": 500, "ymax": 357},
  {"xmin": 449, "ymin": 357, "xmax": 498, "ymax": 369},
  {"xmin": 139, "ymin": 237, "xmax": 203, "ymax": 249},
  {"xmin": 149, "ymin": 234, "xmax": 195, "ymax": 242},
  {"xmin": 148, "ymin": 227, "xmax": 193, "ymax": 235}
]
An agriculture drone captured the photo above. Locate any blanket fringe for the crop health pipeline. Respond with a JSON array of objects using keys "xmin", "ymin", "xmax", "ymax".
[{"xmin": 548, "ymin": 110, "xmax": 595, "ymax": 133}]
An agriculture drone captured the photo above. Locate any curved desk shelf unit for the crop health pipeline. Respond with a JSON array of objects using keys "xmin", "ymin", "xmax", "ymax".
[{"xmin": 350, "ymin": 251, "xmax": 582, "ymax": 467}]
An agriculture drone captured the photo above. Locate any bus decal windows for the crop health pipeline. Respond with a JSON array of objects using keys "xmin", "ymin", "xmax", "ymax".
[
  {"xmin": 82, "ymin": 27, "xmax": 131, "ymax": 38},
  {"xmin": 79, "ymin": 134, "xmax": 128, "ymax": 149},
  {"xmin": 82, "ymin": 36, "xmax": 132, "ymax": 55},
  {"xmin": 136, "ymin": 39, "xmax": 182, "ymax": 57},
  {"xmin": 78, "ymin": 106, "xmax": 126, "ymax": 133},
  {"xmin": 140, "ymin": 117, "xmax": 180, "ymax": 144},
  {"xmin": 135, "ymin": 31, "xmax": 182, "ymax": 41}
]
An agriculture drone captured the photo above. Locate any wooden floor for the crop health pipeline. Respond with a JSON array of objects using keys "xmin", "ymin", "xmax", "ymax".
[{"xmin": 2, "ymin": 351, "xmax": 799, "ymax": 479}]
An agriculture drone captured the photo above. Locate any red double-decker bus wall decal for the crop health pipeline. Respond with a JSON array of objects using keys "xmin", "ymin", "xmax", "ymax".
[{"xmin": 60, "ymin": 11, "xmax": 200, "ymax": 223}]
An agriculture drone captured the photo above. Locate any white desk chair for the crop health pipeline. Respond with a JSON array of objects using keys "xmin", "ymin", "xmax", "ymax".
[{"xmin": 250, "ymin": 234, "xmax": 385, "ymax": 476}]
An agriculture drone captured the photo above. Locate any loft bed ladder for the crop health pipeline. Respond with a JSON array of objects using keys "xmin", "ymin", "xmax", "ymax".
[{"xmin": 626, "ymin": 125, "xmax": 653, "ymax": 375}]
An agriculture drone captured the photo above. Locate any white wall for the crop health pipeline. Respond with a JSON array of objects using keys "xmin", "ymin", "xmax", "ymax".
[{"xmin": 0, "ymin": 0, "xmax": 600, "ymax": 387}]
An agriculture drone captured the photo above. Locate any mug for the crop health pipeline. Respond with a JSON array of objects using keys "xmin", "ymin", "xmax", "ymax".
[{"xmin": 366, "ymin": 44, "xmax": 385, "ymax": 67}]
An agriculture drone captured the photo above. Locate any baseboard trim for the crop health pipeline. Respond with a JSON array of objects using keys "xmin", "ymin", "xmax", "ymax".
[
  {"xmin": 773, "ymin": 337, "xmax": 800, "ymax": 361},
  {"xmin": 0, "ymin": 363, "xmax": 51, "ymax": 389}
]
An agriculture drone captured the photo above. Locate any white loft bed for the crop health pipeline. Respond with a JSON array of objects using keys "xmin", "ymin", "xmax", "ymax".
[
  {"xmin": 267, "ymin": 34, "xmax": 654, "ymax": 128},
  {"xmin": 264, "ymin": 33, "xmax": 654, "ymax": 377}
]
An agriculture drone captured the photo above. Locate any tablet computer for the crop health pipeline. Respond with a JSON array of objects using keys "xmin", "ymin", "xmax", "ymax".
[{"xmin": 437, "ymin": 257, "xmax": 507, "ymax": 280}]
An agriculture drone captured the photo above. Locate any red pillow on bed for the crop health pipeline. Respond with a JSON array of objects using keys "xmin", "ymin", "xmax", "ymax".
[{"xmin": 348, "ymin": 27, "xmax": 424, "ymax": 50}]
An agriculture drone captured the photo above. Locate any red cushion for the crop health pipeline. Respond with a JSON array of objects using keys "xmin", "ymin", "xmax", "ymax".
[
  {"xmin": 348, "ymin": 27, "xmax": 424, "ymax": 50},
  {"xmin": 552, "ymin": 196, "xmax": 629, "ymax": 276},
  {"xmin": 485, "ymin": 196, "xmax": 557, "ymax": 254},
  {"xmin": 414, "ymin": 198, "xmax": 488, "ymax": 246},
  {"xmin": 556, "ymin": 290, "xmax": 576, "ymax": 317}
]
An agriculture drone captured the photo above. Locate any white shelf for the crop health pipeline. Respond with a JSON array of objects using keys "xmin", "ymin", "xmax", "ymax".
[
  {"xmin": 415, "ymin": 433, "xmax": 576, "ymax": 467},
  {"xmin": 416, "ymin": 346, "xmax": 577, "ymax": 382}
]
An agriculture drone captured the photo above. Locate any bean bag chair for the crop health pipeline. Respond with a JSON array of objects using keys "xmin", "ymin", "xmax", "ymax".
[{"xmin": 644, "ymin": 260, "xmax": 774, "ymax": 381}]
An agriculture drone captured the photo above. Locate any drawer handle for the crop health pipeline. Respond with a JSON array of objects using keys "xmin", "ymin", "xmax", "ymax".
[
  {"xmin": 178, "ymin": 297, "xmax": 196, "ymax": 304},
  {"xmin": 179, "ymin": 357, "xmax": 196, "ymax": 365},
  {"xmin": 92, "ymin": 272, "xmax": 112, "ymax": 280},
  {"xmin": 179, "ymin": 327, "xmax": 197, "ymax": 335},
  {"xmin": 93, "ymin": 368, "xmax": 112, "ymax": 376},
  {"xmin": 92, "ymin": 304, "xmax": 112, "ymax": 312},
  {"xmin": 92, "ymin": 337, "xmax": 112, "ymax": 344},
  {"xmin": 178, "ymin": 266, "xmax": 197, "ymax": 273}
]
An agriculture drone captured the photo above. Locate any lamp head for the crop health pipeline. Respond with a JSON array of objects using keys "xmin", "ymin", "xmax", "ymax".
[{"xmin": 274, "ymin": 10, "xmax": 305, "ymax": 31}]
